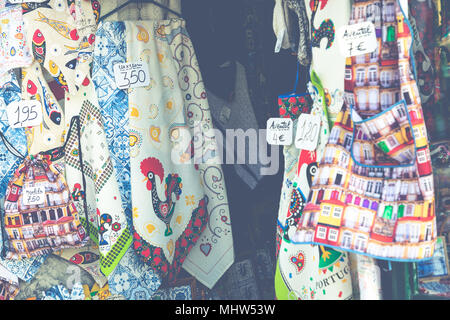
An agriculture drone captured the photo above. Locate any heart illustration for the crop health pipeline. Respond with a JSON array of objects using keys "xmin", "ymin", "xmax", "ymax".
[
  {"xmin": 200, "ymin": 243, "xmax": 212, "ymax": 256},
  {"xmin": 290, "ymin": 252, "xmax": 305, "ymax": 273},
  {"xmin": 141, "ymin": 247, "xmax": 150, "ymax": 258}
]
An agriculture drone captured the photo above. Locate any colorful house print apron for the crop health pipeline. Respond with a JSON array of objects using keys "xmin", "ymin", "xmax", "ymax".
[
  {"xmin": 294, "ymin": 0, "xmax": 437, "ymax": 261},
  {"xmin": 275, "ymin": 71, "xmax": 353, "ymax": 300}
]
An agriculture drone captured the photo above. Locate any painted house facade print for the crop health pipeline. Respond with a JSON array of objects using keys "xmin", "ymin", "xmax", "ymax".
[{"xmin": 294, "ymin": 0, "xmax": 436, "ymax": 261}]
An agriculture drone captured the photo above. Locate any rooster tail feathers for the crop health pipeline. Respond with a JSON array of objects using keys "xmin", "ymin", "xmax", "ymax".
[{"xmin": 165, "ymin": 174, "xmax": 182, "ymax": 199}]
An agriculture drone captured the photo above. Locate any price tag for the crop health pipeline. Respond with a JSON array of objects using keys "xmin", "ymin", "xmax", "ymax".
[
  {"xmin": 337, "ymin": 21, "xmax": 378, "ymax": 57},
  {"xmin": 295, "ymin": 114, "xmax": 321, "ymax": 151},
  {"xmin": 6, "ymin": 100, "xmax": 43, "ymax": 129},
  {"xmin": 266, "ymin": 118, "xmax": 293, "ymax": 146},
  {"xmin": 22, "ymin": 186, "xmax": 45, "ymax": 206},
  {"xmin": 113, "ymin": 62, "xmax": 150, "ymax": 90}
]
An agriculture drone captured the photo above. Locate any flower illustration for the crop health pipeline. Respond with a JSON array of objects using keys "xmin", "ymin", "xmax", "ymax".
[
  {"xmin": 113, "ymin": 272, "xmax": 131, "ymax": 293},
  {"xmin": 185, "ymin": 195, "xmax": 195, "ymax": 206}
]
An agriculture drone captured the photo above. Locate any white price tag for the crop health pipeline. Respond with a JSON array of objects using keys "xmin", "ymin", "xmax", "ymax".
[
  {"xmin": 337, "ymin": 22, "xmax": 378, "ymax": 57},
  {"xmin": 7, "ymin": 100, "xmax": 43, "ymax": 129},
  {"xmin": 113, "ymin": 62, "xmax": 150, "ymax": 90},
  {"xmin": 266, "ymin": 118, "xmax": 293, "ymax": 146},
  {"xmin": 295, "ymin": 114, "xmax": 321, "ymax": 151},
  {"xmin": 22, "ymin": 186, "xmax": 46, "ymax": 206}
]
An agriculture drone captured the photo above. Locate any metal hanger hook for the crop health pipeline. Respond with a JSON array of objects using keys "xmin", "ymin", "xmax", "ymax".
[{"xmin": 137, "ymin": 0, "xmax": 143, "ymax": 20}]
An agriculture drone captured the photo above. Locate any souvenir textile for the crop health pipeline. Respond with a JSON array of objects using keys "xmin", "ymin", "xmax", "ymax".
[
  {"xmin": 14, "ymin": 253, "xmax": 96, "ymax": 300},
  {"xmin": 107, "ymin": 248, "xmax": 161, "ymax": 299},
  {"xmin": 294, "ymin": 0, "xmax": 437, "ymax": 261},
  {"xmin": 92, "ymin": 20, "xmax": 161, "ymax": 295},
  {"xmin": 0, "ymin": 5, "xmax": 33, "ymax": 77},
  {"xmin": 62, "ymin": 80, "xmax": 132, "ymax": 277},
  {"xmin": 0, "ymin": 197, "xmax": 46, "ymax": 282},
  {"xmin": 0, "ymin": 71, "xmax": 28, "ymax": 196},
  {"xmin": 0, "ymin": 263, "xmax": 19, "ymax": 300},
  {"xmin": 3, "ymin": 153, "xmax": 87, "ymax": 259},
  {"xmin": 54, "ymin": 240, "xmax": 108, "ymax": 288},
  {"xmin": 285, "ymin": 0, "xmax": 312, "ymax": 67},
  {"xmin": 20, "ymin": 0, "xmax": 99, "ymax": 154},
  {"xmin": 103, "ymin": 19, "xmax": 234, "ymax": 288},
  {"xmin": 305, "ymin": 0, "xmax": 351, "ymax": 125},
  {"xmin": 126, "ymin": 19, "xmax": 233, "ymax": 286},
  {"xmin": 207, "ymin": 61, "xmax": 263, "ymax": 190},
  {"xmin": 41, "ymin": 282, "xmax": 85, "ymax": 300},
  {"xmin": 275, "ymin": 74, "xmax": 353, "ymax": 300}
]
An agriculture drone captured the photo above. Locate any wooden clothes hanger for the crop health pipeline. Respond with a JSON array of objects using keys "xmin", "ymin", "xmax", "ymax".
[{"xmin": 99, "ymin": 0, "xmax": 183, "ymax": 22}]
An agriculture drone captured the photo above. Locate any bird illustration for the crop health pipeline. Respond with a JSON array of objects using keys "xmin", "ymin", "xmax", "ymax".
[
  {"xmin": 141, "ymin": 157, "xmax": 183, "ymax": 236},
  {"xmin": 32, "ymin": 29, "xmax": 46, "ymax": 65},
  {"xmin": 309, "ymin": 0, "xmax": 335, "ymax": 49}
]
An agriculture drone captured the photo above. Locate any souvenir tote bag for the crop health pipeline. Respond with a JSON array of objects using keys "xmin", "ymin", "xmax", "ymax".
[
  {"xmin": 2, "ymin": 138, "xmax": 87, "ymax": 259},
  {"xmin": 275, "ymin": 70, "xmax": 353, "ymax": 300},
  {"xmin": 295, "ymin": 0, "xmax": 437, "ymax": 261}
]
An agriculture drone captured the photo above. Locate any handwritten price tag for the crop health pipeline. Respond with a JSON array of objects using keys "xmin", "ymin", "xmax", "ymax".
[
  {"xmin": 295, "ymin": 114, "xmax": 321, "ymax": 151},
  {"xmin": 113, "ymin": 62, "xmax": 150, "ymax": 90},
  {"xmin": 266, "ymin": 118, "xmax": 293, "ymax": 146},
  {"xmin": 7, "ymin": 100, "xmax": 43, "ymax": 129},
  {"xmin": 22, "ymin": 186, "xmax": 45, "ymax": 206},
  {"xmin": 337, "ymin": 21, "xmax": 378, "ymax": 57}
]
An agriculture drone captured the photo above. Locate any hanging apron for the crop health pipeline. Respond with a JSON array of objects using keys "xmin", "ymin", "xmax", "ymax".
[
  {"xmin": 294, "ymin": 0, "xmax": 437, "ymax": 262},
  {"xmin": 275, "ymin": 67, "xmax": 353, "ymax": 300}
]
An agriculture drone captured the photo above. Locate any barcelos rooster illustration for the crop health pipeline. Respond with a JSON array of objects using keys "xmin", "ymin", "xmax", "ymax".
[
  {"xmin": 310, "ymin": 0, "xmax": 335, "ymax": 49},
  {"xmin": 72, "ymin": 183, "xmax": 85, "ymax": 201},
  {"xmin": 141, "ymin": 157, "xmax": 183, "ymax": 236},
  {"xmin": 99, "ymin": 213, "xmax": 112, "ymax": 246}
]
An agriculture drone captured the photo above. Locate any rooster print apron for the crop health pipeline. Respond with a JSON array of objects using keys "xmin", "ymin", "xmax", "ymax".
[
  {"xmin": 119, "ymin": 20, "xmax": 233, "ymax": 287},
  {"xmin": 294, "ymin": 0, "xmax": 437, "ymax": 261},
  {"xmin": 275, "ymin": 73, "xmax": 353, "ymax": 300}
]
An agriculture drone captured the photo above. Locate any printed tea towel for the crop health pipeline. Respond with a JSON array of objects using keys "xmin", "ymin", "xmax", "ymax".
[
  {"xmin": 20, "ymin": 0, "xmax": 98, "ymax": 154},
  {"xmin": 294, "ymin": 0, "xmax": 437, "ymax": 261},
  {"xmin": 123, "ymin": 20, "xmax": 233, "ymax": 288},
  {"xmin": 92, "ymin": 20, "xmax": 162, "ymax": 298}
]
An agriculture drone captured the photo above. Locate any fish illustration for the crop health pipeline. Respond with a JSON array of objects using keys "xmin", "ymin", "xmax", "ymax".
[
  {"xmin": 35, "ymin": 11, "xmax": 79, "ymax": 41},
  {"xmin": 70, "ymin": 251, "xmax": 100, "ymax": 265},
  {"xmin": 48, "ymin": 60, "xmax": 68, "ymax": 91},
  {"xmin": 32, "ymin": 29, "xmax": 46, "ymax": 65},
  {"xmin": 38, "ymin": 78, "xmax": 62, "ymax": 125}
]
